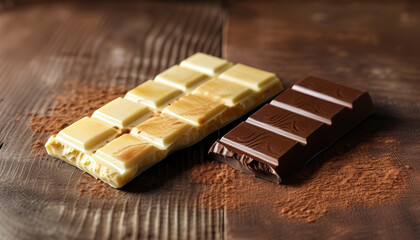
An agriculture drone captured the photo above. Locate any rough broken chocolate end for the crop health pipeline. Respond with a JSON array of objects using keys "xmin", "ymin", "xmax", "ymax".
[{"xmin": 208, "ymin": 141, "xmax": 281, "ymax": 183}]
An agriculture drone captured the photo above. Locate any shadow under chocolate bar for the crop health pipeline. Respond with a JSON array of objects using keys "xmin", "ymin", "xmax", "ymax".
[{"xmin": 208, "ymin": 76, "xmax": 374, "ymax": 183}]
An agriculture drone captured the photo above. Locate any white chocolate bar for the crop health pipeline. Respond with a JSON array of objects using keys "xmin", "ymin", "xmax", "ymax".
[{"xmin": 45, "ymin": 52, "xmax": 283, "ymax": 188}]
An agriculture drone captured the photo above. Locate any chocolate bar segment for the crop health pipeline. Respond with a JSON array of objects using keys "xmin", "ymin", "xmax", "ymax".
[
  {"xmin": 271, "ymin": 89, "xmax": 344, "ymax": 125},
  {"xmin": 292, "ymin": 76, "xmax": 364, "ymax": 108},
  {"xmin": 246, "ymin": 104, "xmax": 324, "ymax": 144},
  {"xmin": 209, "ymin": 76, "xmax": 373, "ymax": 183}
]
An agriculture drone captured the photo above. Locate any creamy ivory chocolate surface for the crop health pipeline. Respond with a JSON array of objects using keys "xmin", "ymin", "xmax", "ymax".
[
  {"xmin": 45, "ymin": 52, "xmax": 283, "ymax": 188},
  {"xmin": 209, "ymin": 76, "xmax": 374, "ymax": 183}
]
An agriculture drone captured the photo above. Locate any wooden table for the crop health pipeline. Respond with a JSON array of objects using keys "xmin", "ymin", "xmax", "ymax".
[{"xmin": 0, "ymin": 1, "xmax": 419, "ymax": 239}]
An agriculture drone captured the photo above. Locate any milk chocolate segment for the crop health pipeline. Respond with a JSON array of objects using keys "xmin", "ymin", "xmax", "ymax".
[
  {"xmin": 220, "ymin": 122, "xmax": 299, "ymax": 166},
  {"xmin": 246, "ymin": 104, "xmax": 324, "ymax": 144},
  {"xmin": 271, "ymin": 89, "xmax": 344, "ymax": 125},
  {"xmin": 217, "ymin": 122, "xmax": 303, "ymax": 183},
  {"xmin": 209, "ymin": 76, "xmax": 374, "ymax": 183},
  {"xmin": 292, "ymin": 76, "xmax": 364, "ymax": 108}
]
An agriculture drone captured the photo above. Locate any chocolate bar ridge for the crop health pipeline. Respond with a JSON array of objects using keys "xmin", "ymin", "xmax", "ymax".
[{"xmin": 209, "ymin": 76, "xmax": 374, "ymax": 183}]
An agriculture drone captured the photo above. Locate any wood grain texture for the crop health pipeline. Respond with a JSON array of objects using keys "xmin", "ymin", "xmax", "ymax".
[
  {"xmin": 0, "ymin": 1, "xmax": 225, "ymax": 239},
  {"xmin": 225, "ymin": 1, "xmax": 419, "ymax": 239},
  {"xmin": 1, "ymin": 1, "xmax": 420, "ymax": 239}
]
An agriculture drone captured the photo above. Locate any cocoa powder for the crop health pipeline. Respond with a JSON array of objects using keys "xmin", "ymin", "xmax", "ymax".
[
  {"xmin": 188, "ymin": 135, "xmax": 407, "ymax": 222},
  {"xmin": 77, "ymin": 173, "xmax": 124, "ymax": 198},
  {"xmin": 189, "ymin": 160, "xmax": 244, "ymax": 209}
]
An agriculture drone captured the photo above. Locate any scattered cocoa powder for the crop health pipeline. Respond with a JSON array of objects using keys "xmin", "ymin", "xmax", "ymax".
[
  {"xmin": 32, "ymin": 139, "xmax": 44, "ymax": 149},
  {"xmin": 76, "ymin": 174, "xmax": 124, "ymax": 198},
  {"xmin": 188, "ymin": 135, "xmax": 407, "ymax": 223},
  {"xmin": 190, "ymin": 161, "xmax": 244, "ymax": 209}
]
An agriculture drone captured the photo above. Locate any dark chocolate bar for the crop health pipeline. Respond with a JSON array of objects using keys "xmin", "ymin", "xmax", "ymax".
[{"xmin": 208, "ymin": 76, "xmax": 374, "ymax": 183}]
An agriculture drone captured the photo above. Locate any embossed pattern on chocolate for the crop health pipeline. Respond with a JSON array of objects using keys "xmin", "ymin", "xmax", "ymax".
[
  {"xmin": 292, "ymin": 76, "xmax": 364, "ymax": 108},
  {"xmin": 271, "ymin": 89, "xmax": 344, "ymax": 125},
  {"xmin": 209, "ymin": 76, "xmax": 374, "ymax": 183},
  {"xmin": 221, "ymin": 122, "xmax": 298, "ymax": 166},
  {"xmin": 246, "ymin": 104, "xmax": 323, "ymax": 144}
]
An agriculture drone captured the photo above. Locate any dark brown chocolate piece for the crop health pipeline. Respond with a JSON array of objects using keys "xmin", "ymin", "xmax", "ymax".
[{"xmin": 209, "ymin": 76, "xmax": 374, "ymax": 183}]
